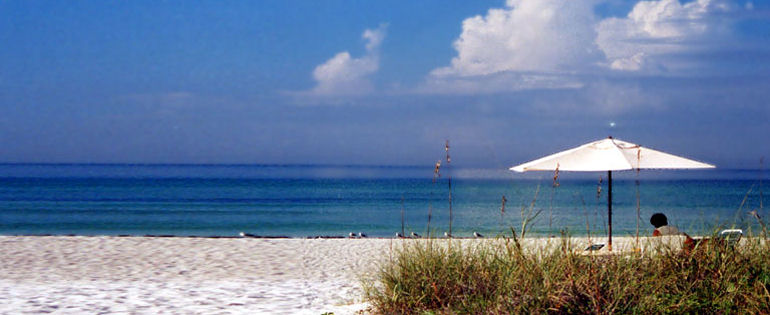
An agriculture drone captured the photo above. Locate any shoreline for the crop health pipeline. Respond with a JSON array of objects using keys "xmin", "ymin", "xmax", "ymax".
[{"xmin": 0, "ymin": 231, "xmax": 729, "ymax": 239}]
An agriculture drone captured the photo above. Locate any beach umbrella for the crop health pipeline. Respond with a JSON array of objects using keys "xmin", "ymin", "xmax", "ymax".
[{"xmin": 510, "ymin": 137, "xmax": 714, "ymax": 251}]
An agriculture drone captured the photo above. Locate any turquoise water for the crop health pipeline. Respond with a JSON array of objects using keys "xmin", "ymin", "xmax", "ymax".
[{"xmin": 0, "ymin": 164, "xmax": 765, "ymax": 238}]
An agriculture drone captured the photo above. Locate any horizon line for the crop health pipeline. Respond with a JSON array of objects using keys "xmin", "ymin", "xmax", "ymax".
[{"xmin": 0, "ymin": 162, "xmax": 765, "ymax": 172}]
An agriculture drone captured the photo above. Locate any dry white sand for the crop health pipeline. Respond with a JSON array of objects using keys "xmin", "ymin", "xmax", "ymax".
[
  {"xmin": 0, "ymin": 236, "xmax": 399, "ymax": 314},
  {"xmin": 0, "ymin": 235, "xmax": 674, "ymax": 314}
]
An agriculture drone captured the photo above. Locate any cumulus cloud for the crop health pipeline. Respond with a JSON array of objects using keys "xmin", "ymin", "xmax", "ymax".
[
  {"xmin": 425, "ymin": 0, "xmax": 741, "ymax": 93},
  {"xmin": 432, "ymin": 0, "xmax": 602, "ymax": 77},
  {"xmin": 596, "ymin": 0, "xmax": 733, "ymax": 72},
  {"xmin": 309, "ymin": 24, "xmax": 387, "ymax": 96}
]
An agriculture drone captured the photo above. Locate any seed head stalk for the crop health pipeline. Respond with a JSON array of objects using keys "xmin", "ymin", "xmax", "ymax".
[{"xmin": 446, "ymin": 140, "xmax": 452, "ymax": 237}]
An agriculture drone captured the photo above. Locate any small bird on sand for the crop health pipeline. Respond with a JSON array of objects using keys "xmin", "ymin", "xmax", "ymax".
[
  {"xmin": 239, "ymin": 232, "xmax": 245, "ymax": 237},
  {"xmin": 396, "ymin": 232, "xmax": 404, "ymax": 238},
  {"xmin": 473, "ymin": 231, "xmax": 484, "ymax": 238},
  {"xmin": 411, "ymin": 232, "xmax": 421, "ymax": 238},
  {"xmin": 444, "ymin": 232, "xmax": 452, "ymax": 238},
  {"xmin": 349, "ymin": 232, "xmax": 357, "ymax": 238},
  {"xmin": 358, "ymin": 232, "xmax": 367, "ymax": 238}
]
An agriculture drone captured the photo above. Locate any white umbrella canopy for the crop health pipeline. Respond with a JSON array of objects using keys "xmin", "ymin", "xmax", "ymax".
[
  {"xmin": 510, "ymin": 137, "xmax": 714, "ymax": 251},
  {"xmin": 511, "ymin": 137, "xmax": 715, "ymax": 172}
]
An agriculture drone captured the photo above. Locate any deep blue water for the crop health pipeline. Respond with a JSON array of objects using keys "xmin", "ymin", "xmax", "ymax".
[{"xmin": 0, "ymin": 164, "xmax": 766, "ymax": 238}]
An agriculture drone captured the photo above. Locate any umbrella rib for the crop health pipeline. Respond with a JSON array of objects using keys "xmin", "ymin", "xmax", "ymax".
[{"xmin": 610, "ymin": 143, "xmax": 635, "ymax": 170}]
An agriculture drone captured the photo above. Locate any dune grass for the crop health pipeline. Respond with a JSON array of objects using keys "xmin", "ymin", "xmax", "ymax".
[{"xmin": 363, "ymin": 236, "xmax": 770, "ymax": 314}]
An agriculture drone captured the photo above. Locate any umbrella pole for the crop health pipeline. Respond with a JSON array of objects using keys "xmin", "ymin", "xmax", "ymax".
[{"xmin": 608, "ymin": 170, "xmax": 613, "ymax": 251}]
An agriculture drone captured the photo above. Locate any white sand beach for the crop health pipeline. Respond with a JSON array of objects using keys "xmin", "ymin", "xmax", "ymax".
[
  {"xmin": 0, "ymin": 236, "xmax": 394, "ymax": 314},
  {"xmin": 0, "ymin": 235, "xmax": 680, "ymax": 314}
]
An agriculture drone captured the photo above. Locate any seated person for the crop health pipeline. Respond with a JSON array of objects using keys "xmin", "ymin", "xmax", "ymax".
[
  {"xmin": 650, "ymin": 213, "xmax": 685, "ymax": 236},
  {"xmin": 651, "ymin": 213, "xmax": 703, "ymax": 251}
]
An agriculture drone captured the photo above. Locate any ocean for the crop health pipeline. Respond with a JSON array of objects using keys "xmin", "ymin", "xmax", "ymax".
[{"xmin": 0, "ymin": 164, "xmax": 765, "ymax": 238}]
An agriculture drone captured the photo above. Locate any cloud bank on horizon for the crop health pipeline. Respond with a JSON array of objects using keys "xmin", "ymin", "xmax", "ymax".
[{"xmin": 308, "ymin": 0, "xmax": 751, "ymax": 95}]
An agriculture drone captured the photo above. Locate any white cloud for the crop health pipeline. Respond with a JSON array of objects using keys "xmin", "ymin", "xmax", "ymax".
[
  {"xmin": 596, "ymin": 0, "xmax": 733, "ymax": 72},
  {"xmin": 424, "ymin": 0, "xmax": 740, "ymax": 94},
  {"xmin": 309, "ymin": 24, "xmax": 387, "ymax": 96},
  {"xmin": 431, "ymin": 0, "xmax": 602, "ymax": 77}
]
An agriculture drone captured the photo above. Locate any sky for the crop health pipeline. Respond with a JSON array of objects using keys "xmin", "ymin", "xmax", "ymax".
[{"xmin": 1, "ymin": 0, "xmax": 769, "ymax": 169}]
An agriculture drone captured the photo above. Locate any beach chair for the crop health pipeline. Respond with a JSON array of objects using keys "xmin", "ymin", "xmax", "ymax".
[
  {"xmin": 719, "ymin": 229, "xmax": 743, "ymax": 247},
  {"xmin": 685, "ymin": 229, "xmax": 743, "ymax": 254}
]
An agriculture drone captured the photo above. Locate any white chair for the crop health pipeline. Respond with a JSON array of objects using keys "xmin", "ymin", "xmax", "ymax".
[{"xmin": 719, "ymin": 229, "xmax": 743, "ymax": 247}]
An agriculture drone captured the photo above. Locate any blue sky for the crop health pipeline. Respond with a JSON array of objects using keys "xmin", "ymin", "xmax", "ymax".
[{"xmin": 1, "ymin": 0, "xmax": 769, "ymax": 168}]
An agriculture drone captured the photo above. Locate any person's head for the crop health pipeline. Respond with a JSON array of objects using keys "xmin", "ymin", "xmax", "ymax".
[{"xmin": 650, "ymin": 213, "xmax": 668, "ymax": 228}]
